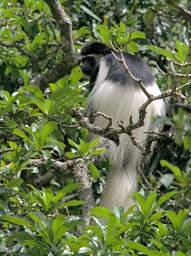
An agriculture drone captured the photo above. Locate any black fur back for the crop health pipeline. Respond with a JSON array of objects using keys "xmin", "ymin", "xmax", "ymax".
[{"xmin": 105, "ymin": 53, "xmax": 154, "ymax": 86}]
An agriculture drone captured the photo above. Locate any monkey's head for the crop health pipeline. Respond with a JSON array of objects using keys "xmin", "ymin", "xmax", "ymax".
[{"xmin": 80, "ymin": 42, "xmax": 111, "ymax": 77}]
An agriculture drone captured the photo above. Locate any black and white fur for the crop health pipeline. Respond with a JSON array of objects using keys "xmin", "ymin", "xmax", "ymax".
[{"xmin": 81, "ymin": 42, "xmax": 165, "ymax": 210}]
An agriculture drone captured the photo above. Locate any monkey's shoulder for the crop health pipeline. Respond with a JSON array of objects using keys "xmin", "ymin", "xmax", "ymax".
[{"xmin": 105, "ymin": 53, "xmax": 155, "ymax": 86}]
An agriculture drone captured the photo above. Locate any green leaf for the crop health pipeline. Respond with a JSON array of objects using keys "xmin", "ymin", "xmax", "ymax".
[
  {"xmin": 157, "ymin": 191, "xmax": 176, "ymax": 207},
  {"xmin": 80, "ymin": 5, "xmax": 101, "ymax": 22},
  {"xmin": 45, "ymin": 139, "xmax": 65, "ymax": 157},
  {"xmin": 52, "ymin": 215, "xmax": 65, "ymax": 242},
  {"xmin": 130, "ymin": 31, "xmax": 145, "ymax": 40},
  {"xmin": 53, "ymin": 183, "xmax": 81, "ymax": 203},
  {"xmin": 148, "ymin": 45, "xmax": 175, "ymax": 59},
  {"xmin": 28, "ymin": 212, "xmax": 48, "ymax": 229},
  {"xmin": 176, "ymin": 40, "xmax": 189, "ymax": 63},
  {"xmin": 0, "ymin": 90, "xmax": 11, "ymax": 101},
  {"xmin": 58, "ymin": 200, "xmax": 84, "ymax": 208},
  {"xmin": 88, "ymin": 163, "xmax": 100, "ymax": 180},
  {"xmin": 133, "ymin": 192, "xmax": 145, "ymax": 210},
  {"xmin": 3, "ymin": 215, "xmax": 33, "ymax": 230},
  {"xmin": 96, "ymin": 24, "xmax": 110, "ymax": 44},
  {"xmin": 13, "ymin": 128, "xmax": 33, "ymax": 145},
  {"xmin": 144, "ymin": 8, "xmax": 155, "ymax": 28},
  {"xmin": 105, "ymin": 214, "xmax": 117, "ymax": 246},
  {"xmin": 42, "ymin": 187, "xmax": 53, "ymax": 212},
  {"xmin": 176, "ymin": 209, "xmax": 189, "ymax": 231},
  {"xmin": 119, "ymin": 21, "xmax": 126, "ymax": 33},
  {"xmin": 30, "ymin": 32, "xmax": 46, "ymax": 52},
  {"xmin": 91, "ymin": 207, "xmax": 111, "ymax": 219},
  {"xmin": 30, "ymin": 99, "xmax": 51, "ymax": 115},
  {"xmin": 70, "ymin": 66, "xmax": 83, "ymax": 85},
  {"xmin": 182, "ymin": 218, "xmax": 191, "ymax": 234},
  {"xmin": 39, "ymin": 121, "xmax": 56, "ymax": 147},
  {"xmin": 127, "ymin": 41, "xmax": 139, "ymax": 53},
  {"xmin": 128, "ymin": 241, "xmax": 159, "ymax": 255},
  {"xmin": 143, "ymin": 192, "xmax": 157, "ymax": 218},
  {"xmin": 68, "ymin": 138, "xmax": 79, "ymax": 150},
  {"xmin": 160, "ymin": 160, "xmax": 182, "ymax": 177},
  {"xmin": 166, "ymin": 210, "xmax": 178, "ymax": 230},
  {"xmin": 149, "ymin": 212, "xmax": 163, "ymax": 222},
  {"xmin": 86, "ymin": 224, "xmax": 103, "ymax": 242}
]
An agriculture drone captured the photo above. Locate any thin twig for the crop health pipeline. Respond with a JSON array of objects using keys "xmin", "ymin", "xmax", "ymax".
[{"xmin": 94, "ymin": 112, "xmax": 112, "ymax": 128}]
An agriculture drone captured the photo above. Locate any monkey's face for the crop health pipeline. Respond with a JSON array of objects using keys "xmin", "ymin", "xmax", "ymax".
[{"xmin": 80, "ymin": 54, "xmax": 101, "ymax": 78}]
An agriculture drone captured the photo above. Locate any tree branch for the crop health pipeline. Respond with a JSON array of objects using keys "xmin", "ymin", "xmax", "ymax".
[
  {"xmin": 31, "ymin": 0, "xmax": 78, "ymax": 87},
  {"xmin": 27, "ymin": 158, "xmax": 94, "ymax": 219},
  {"xmin": 171, "ymin": 3, "xmax": 191, "ymax": 22},
  {"xmin": 44, "ymin": 0, "xmax": 74, "ymax": 53}
]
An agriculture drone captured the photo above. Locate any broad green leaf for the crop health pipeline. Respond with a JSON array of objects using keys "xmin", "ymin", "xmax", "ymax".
[
  {"xmin": 128, "ymin": 241, "xmax": 160, "ymax": 255},
  {"xmin": 166, "ymin": 210, "xmax": 178, "ymax": 230},
  {"xmin": 13, "ymin": 128, "xmax": 33, "ymax": 145},
  {"xmin": 176, "ymin": 40, "xmax": 189, "ymax": 63},
  {"xmin": 143, "ymin": 192, "xmax": 157, "ymax": 219},
  {"xmin": 40, "ymin": 121, "xmax": 56, "ymax": 147},
  {"xmin": 80, "ymin": 5, "xmax": 101, "ymax": 22},
  {"xmin": 28, "ymin": 212, "xmax": 48, "ymax": 229},
  {"xmin": 160, "ymin": 160, "xmax": 182, "ymax": 177},
  {"xmin": 144, "ymin": 8, "xmax": 155, "ymax": 28},
  {"xmin": 42, "ymin": 187, "xmax": 53, "ymax": 212},
  {"xmin": 53, "ymin": 183, "xmax": 81, "ymax": 203},
  {"xmin": 68, "ymin": 138, "xmax": 79, "ymax": 150},
  {"xmin": 148, "ymin": 45, "xmax": 175, "ymax": 59},
  {"xmin": 86, "ymin": 225, "xmax": 103, "ymax": 242},
  {"xmin": 0, "ymin": 90, "xmax": 11, "ymax": 101},
  {"xmin": 52, "ymin": 215, "xmax": 65, "ymax": 242},
  {"xmin": 88, "ymin": 162, "xmax": 100, "ymax": 179},
  {"xmin": 119, "ymin": 21, "xmax": 126, "ymax": 33},
  {"xmin": 130, "ymin": 31, "xmax": 145, "ymax": 40},
  {"xmin": 91, "ymin": 207, "xmax": 111, "ymax": 219},
  {"xmin": 3, "ymin": 215, "xmax": 33, "ymax": 230},
  {"xmin": 58, "ymin": 200, "xmax": 84, "ymax": 208},
  {"xmin": 149, "ymin": 212, "xmax": 163, "ymax": 222},
  {"xmin": 177, "ymin": 209, "xmax": 189, "ymax": 231},
  {"xmin": 106, "ymin": 214, "xmax": 116, "ymax": 245},
  {"xmin": 96, "ymin": 24, "xmax": 110, "ymax": 43},
  {"xmin": 133, "ymin": 192, "xmax": 145, "ymax": 210},
  {"xmin": 157, "ymin": 191, "xmax": 176, "ymax": 207},
  {"xmin": 30, "ymin": 32, "xmax": 46, "ymax": 52},
  {"xmin": 70, "ymin": 66, "xmax": 83, "ymax": 85},
  {"xmin": 127, "ymin": 41, "xmax": 139, "ymax": 53}
]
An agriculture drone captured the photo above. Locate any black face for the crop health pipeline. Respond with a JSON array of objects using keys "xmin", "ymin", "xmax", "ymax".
[
  {"xmin": 80, "ymin": 55, "xmax": 100, "ymax": 91},
  {"xmin": 80, "ymin": 56, "xmax": 98, "ymax": 76}
]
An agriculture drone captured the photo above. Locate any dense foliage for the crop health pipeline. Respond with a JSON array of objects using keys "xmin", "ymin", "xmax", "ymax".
[{"xmin": 0, "ymin": 0, "xmax": 191, "ymax": 255}]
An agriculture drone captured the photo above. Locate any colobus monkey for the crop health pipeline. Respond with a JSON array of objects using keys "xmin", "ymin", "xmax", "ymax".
[{"xmin": 80, "ymin": 42, "xmax": 165, "ymax": 210}]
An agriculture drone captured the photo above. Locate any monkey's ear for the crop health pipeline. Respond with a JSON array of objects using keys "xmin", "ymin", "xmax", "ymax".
[{"xmin": 81, "ymin": 42, "xmax": 111, "ymax": 56}]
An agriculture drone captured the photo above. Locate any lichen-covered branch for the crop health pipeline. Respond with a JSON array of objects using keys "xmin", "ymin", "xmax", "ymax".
[
  {"xmin": 170, "ymin": 2, "xmax": 191, "ymax": 22},
  {"xmin": 73, "ymin": 160, "xmax": 94, "ymax": 222},
  {"xmin": 27, "ymin": 158, "xmax": 94, "ymax": 218},
  {"xmin": 31, "ymin": 0, "xmax": 79, "ymax": 87},
  {"xmin": 44, "ymin": 0, "xmax": 74, "ymax": 53}
]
